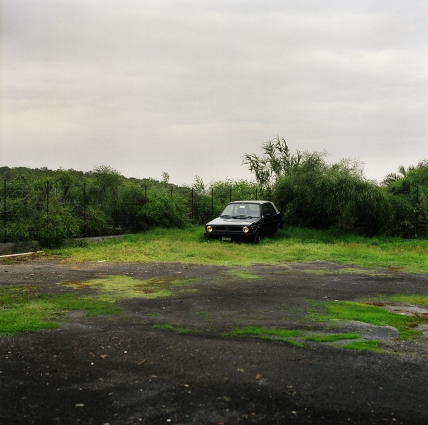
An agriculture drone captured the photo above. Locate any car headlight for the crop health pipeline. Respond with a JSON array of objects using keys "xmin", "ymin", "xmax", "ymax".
[
  {"xmin": 206, "ymin": 225, "xmax": 213, "ymax": 233},
  {"xmin": 243, "ymin": 226, "xmax": 249, "ymax": 233}
]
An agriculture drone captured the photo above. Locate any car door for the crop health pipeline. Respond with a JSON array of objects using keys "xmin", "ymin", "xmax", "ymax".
[
  {"xmin": 261, "ymin": 203, "xmax": 276, "ymax": 235},
  {"xmin": 269, "ymin": 202, "xmax": 282, "ymax": 230}
]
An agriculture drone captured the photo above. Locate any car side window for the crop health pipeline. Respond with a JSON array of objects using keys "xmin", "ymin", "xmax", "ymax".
[
  {"xmin": 267, "ymin": 203, "xmax": 276, "ymax": 215},
  {"xmin": 262, "ymin": 204, "xmax": 271, "ymax": 216}
]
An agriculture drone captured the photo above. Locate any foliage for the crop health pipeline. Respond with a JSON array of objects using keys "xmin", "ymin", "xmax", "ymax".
[
  {"xmin": 137, "ymin": 190, "xmax": 190, "ymax": 230},
  {"xmin": 242, "ymin": 136, "xmax": 302, "ymax": 194},
  {"xmin": 1, "ymin": 148, "xmax": 428, "ymax": 243},
  {"xmin": 0, "ymin": 166, "xmax": 194, "ymax": 244},
  {"xmin": 381, "ymin": 160, "xmax": 428, "ymax": 237},
  {"xmin": 245, "ymin": 138, "xmax": 428, "ymax": 237}
]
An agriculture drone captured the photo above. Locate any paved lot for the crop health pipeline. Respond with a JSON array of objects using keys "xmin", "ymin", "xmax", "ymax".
[{"xmin": 1, "ymin": 260, "xmax": 428, "ymax": 424}]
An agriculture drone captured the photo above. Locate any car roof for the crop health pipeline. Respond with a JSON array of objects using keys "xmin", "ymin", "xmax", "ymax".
[{"xmin": 228, "ymin": 200, "xmax": 271, "ymax": 204}]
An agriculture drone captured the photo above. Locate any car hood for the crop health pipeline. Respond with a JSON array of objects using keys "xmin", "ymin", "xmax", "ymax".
[{"xmin": 206, "ymin": 217, "xmax": 258, "ymax": 226}]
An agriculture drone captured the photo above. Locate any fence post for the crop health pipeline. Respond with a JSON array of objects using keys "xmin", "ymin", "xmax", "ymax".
[
  {"xmin": 83, "ymin": 182, "xmax": 87, "ymax": 237},
  {"xmin": 145, "ymin": 185, "xmax": 147, "ymax": 203},
  {"xmin": 191, "ymin": 187, "xmax": 194, "ymax": 223},
  {"xmin": 211, "ymin": 188, "xmax": 214, "ymax": 220},
  {"xmin": 46, "ymin": 181, "xmax": 50, "ymax": 232},
  {"xmin": 229, "ymin": 188, "xmax": 232, "ymax": 202},
  {"xmin": 255, "ymin": 188, "xmax": 258, "ymax": 200},
  {"xmin": 3, "ymin": 178, "xmax": 6, "ymax": 243},
  {"xmin": 171, "ymin": 186, "xmax": 173, "ymax": 198},
  {"xmin": 416, "ymin": 185, "xmax": 419, "ymax": 237}
]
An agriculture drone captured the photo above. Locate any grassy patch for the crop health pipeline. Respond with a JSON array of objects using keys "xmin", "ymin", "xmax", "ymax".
[
  {"xmin": 227, "ymin": 327, "xmax": 363, "ymax": 348},
  {"xmin": 0, "ymin": 274, "xmax": 196, "ymax": 336},
  {"xmin": 0, "ymin": 301, "xmax": 59, "ymax": 334},
  {"xmin": 0, "ymin": 288, "xmax": 119, "ymax": 335},
  {"xmin": 40, "ymin": 226, "xmax": 428, "ymax": 274},
  {"xmin": 152, "ymin": 324, "xmax": 192, "ymax": 334},
  {"xmin": 343, "ymin": 341, "xmax": 382, "ymax": 352},
  {"xmin": 302, "ymin": 268, "xmax": 392, "ymax": 277},
  {"xmin": 226, "ymin": 270, "xmax": 261, "ymax": 279},
  {"xmin": 229, "ymin": 326, "xmax": 304, "ymax": 338},
  {"xmin": 304, "ymin": 333, "xmax": 360, "ymax": 343},
  {"xmin": 228, "ymin": 327, "xmax": 305, "ymax": 347},
  {"xmin": 387, "ymin": 294, "xmax": 428, "ymax": 307},
  {"xmin": 64, "ymin": 275, "xmax": 195, "ymax": 300},
  {"xmin": 309, "ymin": 301, "xmax": 427, "ymax": 340}
]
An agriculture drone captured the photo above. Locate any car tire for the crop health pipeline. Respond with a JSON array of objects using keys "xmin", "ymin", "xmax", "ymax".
[{"xmin": 253, "ymin": 231, "xmax": 260, "ymax": 244}]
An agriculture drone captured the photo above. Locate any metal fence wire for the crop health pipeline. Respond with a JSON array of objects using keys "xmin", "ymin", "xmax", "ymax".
[
  {"xmin": 0, "ymin": 179, "xmax": 263, "ymax": 243},
  {"xmin": 1, "ymin": 178, "xmax": 427, "ymax": 244}
]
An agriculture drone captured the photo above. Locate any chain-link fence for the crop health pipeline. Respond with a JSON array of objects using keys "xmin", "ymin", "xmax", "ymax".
[
  {"xmin": 0, "ymin": 178, "xmax": 264, "ymax": 245},
  {"xmin": 2, "ymin": 177, "xmax": 426, "ymax": 246}
]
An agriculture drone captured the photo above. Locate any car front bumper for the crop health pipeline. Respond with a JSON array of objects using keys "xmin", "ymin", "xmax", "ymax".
[{"xmin": 204, "ymin": 230, "xmax": 257, "ymax": 240}]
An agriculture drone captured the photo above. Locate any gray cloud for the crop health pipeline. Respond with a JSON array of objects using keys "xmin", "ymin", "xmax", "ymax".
[{"xmin": 1, "ymin": 0, "xmax": 427, "ymax": 184}]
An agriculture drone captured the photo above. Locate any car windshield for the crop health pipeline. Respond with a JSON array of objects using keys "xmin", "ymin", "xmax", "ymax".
[{"xmin": 220, "ymin": 203, "xmax": 261, "ymax": 219}]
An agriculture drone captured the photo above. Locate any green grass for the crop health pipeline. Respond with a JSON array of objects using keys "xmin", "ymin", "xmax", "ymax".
[
  {"xmin": 229, "ymin": 326, "xmax": 304, "ymax": 338},
  {"xmin": 309, "ymin": 301, "xmax": 428, "ymax": 340},
  {"xmin": 378, "ymin": 294, "xmax": 428, "ymax": 307},
  {"xmin": 228, "ymin": 327, "xmax": 305, "ymax": 347},
  {"xmin": 38, "ymin": 226, "xmax": 428, "ymax": 274},
  {"xmin": 303, "ymin": 333, "xmax": 360, "ymax": 342},
  {"xmin": 0, "ymin": 274, "xmax": 198, "ymax": 336},
  {"xmin": 0, "ymin": 288, "xmax": 119, "ymax": 335},
  {"xmin": 228, "ymin": 327, "xmax": 366, "ymax": 349},
  {"xmin": 152, "ymin": 324, "xmax": 192, "ymax": 334}
]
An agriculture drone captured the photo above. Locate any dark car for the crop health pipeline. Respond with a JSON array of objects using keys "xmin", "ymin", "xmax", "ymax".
[{"xmin": 204, "ymin": 200, "xmax": 282, "ymax": 243}]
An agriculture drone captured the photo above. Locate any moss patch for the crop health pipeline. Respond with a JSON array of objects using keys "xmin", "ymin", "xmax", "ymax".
[
  {"xmin": 308, "ymin": 300, "xmax": 427, "ymax": 340},
  {"xmin": 226, "ymin": 270, "xmax": 261, "ymax": 279},
  {"xmin": 65, "ymin": 275, "xmax": 195, "ymax": 300}
]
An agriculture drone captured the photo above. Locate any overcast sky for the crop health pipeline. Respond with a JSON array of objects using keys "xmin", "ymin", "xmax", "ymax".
[{"xmin": 1, "ymin": 0, "xmax": 427, "ymax": 185}]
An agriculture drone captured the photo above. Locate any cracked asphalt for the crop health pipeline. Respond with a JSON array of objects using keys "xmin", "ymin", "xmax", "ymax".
[{"xmin": 0, "ymin": 260, "xmax": 428, "ymax": 425}]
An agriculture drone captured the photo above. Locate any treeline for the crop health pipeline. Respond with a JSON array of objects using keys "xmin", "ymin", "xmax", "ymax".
[
  {"xmin": 0, "ymin": 165, "xmax": 260, "ymax": 247},
  {"xmin": 244, "ymin": 137, "xmax": 428, "ymax": 238},
  {"xmin": 1, "ymin": 138, "xmax": 428, "ymax": 247}
]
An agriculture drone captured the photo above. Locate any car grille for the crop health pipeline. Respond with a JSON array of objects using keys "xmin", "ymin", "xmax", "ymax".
[{"xmin": 212, "ymin": 226, "xmax": 243, "ymax": 232}]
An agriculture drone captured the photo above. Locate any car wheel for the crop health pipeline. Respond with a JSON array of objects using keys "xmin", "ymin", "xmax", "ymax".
[{"xmin": 253, "ymin": 231, "xmax": 260, "ymax": 244}]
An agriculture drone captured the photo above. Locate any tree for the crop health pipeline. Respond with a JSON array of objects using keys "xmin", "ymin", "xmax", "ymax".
[{"xmin": 242, "ymin": 136, "xmax": 302, "ymax": 194}]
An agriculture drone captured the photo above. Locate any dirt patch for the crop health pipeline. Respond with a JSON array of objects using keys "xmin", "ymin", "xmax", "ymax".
[{"xmin": 1, "ymin": 260, "xmax": 428, "ymax": 424}]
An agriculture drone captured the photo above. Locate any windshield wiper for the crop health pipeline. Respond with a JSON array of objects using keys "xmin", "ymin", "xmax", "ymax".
[
  {"xmin": 220, "ymin": 214, "xmax": 232, "ymax": 218},
  {"xmin": 232, "ymin": 215, "xmax": 251, "ymax": 219}
]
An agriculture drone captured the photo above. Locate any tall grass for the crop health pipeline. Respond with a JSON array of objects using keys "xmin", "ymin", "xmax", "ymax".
[{"xmin": 42, "ymin": 226, "xmax": 428, "ymax": 274}]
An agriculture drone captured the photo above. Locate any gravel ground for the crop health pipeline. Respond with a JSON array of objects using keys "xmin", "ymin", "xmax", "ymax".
[{"xmin": 0, "ymin": 260, "xmax": 428, "ymax": 425}]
